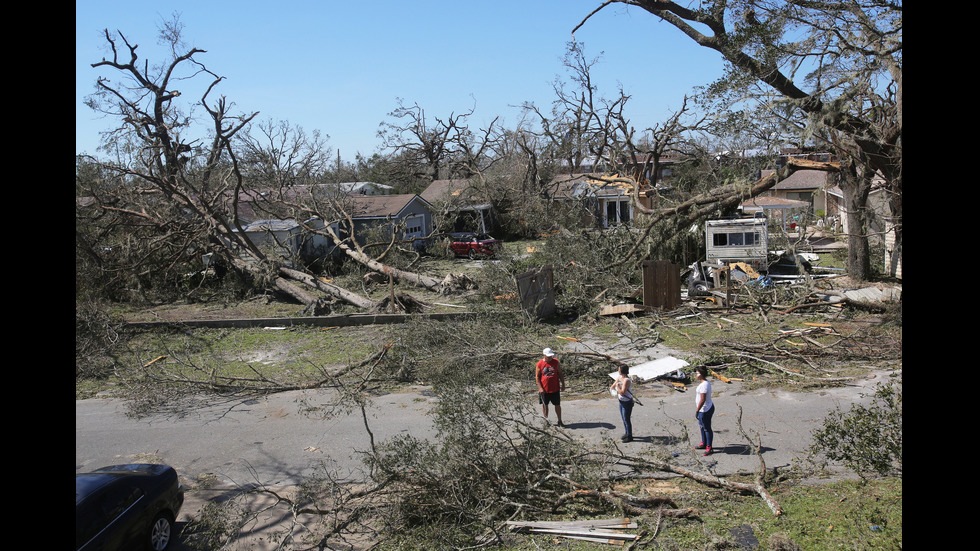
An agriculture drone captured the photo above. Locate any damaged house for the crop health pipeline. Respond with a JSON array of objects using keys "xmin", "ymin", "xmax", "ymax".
[
  {"xmin": 546, "ymin": 153, "xmax": 682, "ymax": 229},
  {"xmin": 226, "ymin": 185, "xmax": 434, "ymax": 264},
  {"xmin": 420, "ymin": 178, "xmax": 497, "ymax": 234},
  {"xmin": 549, "ymin": 173, "xmax": 655, "ymax": 228}
]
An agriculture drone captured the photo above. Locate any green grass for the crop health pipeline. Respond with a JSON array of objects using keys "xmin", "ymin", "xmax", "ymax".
[
  {"xmin": 372, "ymin": 477, "xmax": 902, "ymax": 551},
  {"xmin": 75, "ymin": 324, "xmax": 383, "ymax": 399},
  {"xmin": 685, "ymin": 477, "xmax": 903, "ymax": 550},
  {"xmin": 649, "ymin": 477, "xmax": 903, "ymax": 550}
]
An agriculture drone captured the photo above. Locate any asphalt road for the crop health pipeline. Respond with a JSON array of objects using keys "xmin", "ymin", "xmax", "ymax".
[{"xmin": 76, "ymin": 369, "xmax": 895, "ymax": 488}]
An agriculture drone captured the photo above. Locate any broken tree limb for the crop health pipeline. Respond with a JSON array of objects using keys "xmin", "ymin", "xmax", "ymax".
[
  {"xmin": 319, "ymin": 221, "xmax": 449, "ymax": 292},
  {"xmin": 547, "ymin": 473, "xmax": 693, "ymax": 517},
  {"xmin": 278, "ymin": 266, "xmax": 376, "ymax": 310},
  {"xmin": 602, "ymin": 158, "xmax": 840, "ymax": 272},
  {"xmin": 622, "ymin": 453, "xmax": 782, "ymax": 517},
  {"xmin": 227, "ymin": 256, "xmax": 332, "ymax": 315},
  {"xmin": 734, "ymin": 405, "xmax": 783, "ymax": 516},
  {"xmin": 273, "ymin": 276, "xmax": 331, "ymax": 316},
  {"xmin": 735, "ymin": 352, "xmax": 854, "ymax": 383}
]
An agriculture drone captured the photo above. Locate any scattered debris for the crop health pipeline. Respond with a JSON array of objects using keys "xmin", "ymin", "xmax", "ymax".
[
  {"xmin": 599, "ymin": 303, "xmax": 646, "ymax": 316},
  {"xmin": 607, "ymin": 356, "xmax": 689, "ymax": 383},
  {"xmin": 370, "ymin": 293, "xmax": 430, "ymax": 314},
  {"xmin": 506, "ymin": 518, "xmax": 639, "ymax": 545},
  {"xmin": 777, "ymin": 324, "xmax": 837, "ymax": 337},
  {"xmin": 142, "ymin": 355, "xmax": 167, "ymax": 368},
  {"xmin": 729, "ymin": 524, "xmax": 760, "ymax": 550},
  {"xmin": 439, "ymin": 272, "xmax": 478, "ymax": 294},
  {"xmin": 363, "ymin": 271, "xmax": 388, "ymax": 285},
  {"xmin": 710, "ymin": 370, "xmax": 732, "ymax": 383}
]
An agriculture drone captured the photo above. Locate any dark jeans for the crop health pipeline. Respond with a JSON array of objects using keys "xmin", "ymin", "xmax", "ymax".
[
  {"xmin": 698, "ymin": 404, "xmax": 715, "ymax": 447},
  {"xmin": 618, "ymin": 399, "xmax": 634, "ymax": 437}
]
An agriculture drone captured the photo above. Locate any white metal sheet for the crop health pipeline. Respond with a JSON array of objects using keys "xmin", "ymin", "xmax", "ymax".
[{"xmin": 609, "ymin": 356, "xmax": 690, "ymax": 381}]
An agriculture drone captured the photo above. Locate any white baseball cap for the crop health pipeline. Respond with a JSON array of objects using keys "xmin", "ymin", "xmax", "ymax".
[{"xmin": 543, "ymin": 348, "xmax": 555, "ymax": 357}]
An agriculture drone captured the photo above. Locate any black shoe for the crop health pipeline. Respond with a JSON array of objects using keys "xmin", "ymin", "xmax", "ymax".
[
  {"xmin": 557, "ymin": 421, "xmax": 565, "ymax": 428},
  {"xmin": 621, "ymin": 435, "xmax": 632, "ymax": 443}
]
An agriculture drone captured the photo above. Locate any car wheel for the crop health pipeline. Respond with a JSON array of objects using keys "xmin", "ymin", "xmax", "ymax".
[
  {"xmin": 147, "ymin": 512, "xmax": 174, "ymax": 551},
  {"xmin": 468, "ymin": 249, "xmax": 478, "ymax": 260}
]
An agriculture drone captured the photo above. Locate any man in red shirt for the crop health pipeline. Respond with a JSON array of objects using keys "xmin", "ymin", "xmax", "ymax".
[{"xmin": 536, "ymin": 348, "xmax": 566, "ymax": 427}]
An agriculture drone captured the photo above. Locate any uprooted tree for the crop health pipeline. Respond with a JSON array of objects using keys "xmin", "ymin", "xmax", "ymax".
[{"xmin": 78, "ymin": 21, "xmax": 474, "ymax": 314}]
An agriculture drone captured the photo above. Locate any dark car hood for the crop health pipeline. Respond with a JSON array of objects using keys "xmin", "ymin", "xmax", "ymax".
[{"xmin": 76, "ymin": 464, "xmax": 177, "ymax": 505}]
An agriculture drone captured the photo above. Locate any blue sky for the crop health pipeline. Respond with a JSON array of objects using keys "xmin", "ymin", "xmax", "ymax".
[{"xmin": 77, "ymin": 1, "xmax": 727, "ymax": 161}]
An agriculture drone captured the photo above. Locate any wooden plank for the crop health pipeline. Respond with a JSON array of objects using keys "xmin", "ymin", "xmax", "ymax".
[
  {"xmin": 524, "ymin": 528, "xmax": 638, "ymax": 540},
  {"xmin": 557, "ymin": 534, "xmax": 627, "ymax": 545},
  {"xmin": 507, "ymin": 518, "xmax": 636, "ymax": 529},
  {"xmin": 599, "ymin": 304, "xmax": 645, "ymax": 316},
  {"xmin": 143, "ymin": 355, "xmax": 167, "ymax": 368}
]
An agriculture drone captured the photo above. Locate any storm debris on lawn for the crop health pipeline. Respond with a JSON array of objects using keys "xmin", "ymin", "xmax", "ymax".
[{"xmin": 506, "ymin": 518, "xmax": 639, "ymax": 545}]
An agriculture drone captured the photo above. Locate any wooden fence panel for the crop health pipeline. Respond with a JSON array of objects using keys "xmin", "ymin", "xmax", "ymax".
[
  {"xmin": 515, "ymin": 264, "xmax": 555, "ymax": 319},
  {"xmin": 642, "ymin": 260, "xmax": 681, "ymax": 310}
]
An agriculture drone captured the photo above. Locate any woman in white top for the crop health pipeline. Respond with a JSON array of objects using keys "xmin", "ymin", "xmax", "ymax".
[
  {"xmin": 610, "ymin": 364, "xmax": 634, "ymax": 442},
  {"xmin": 694, "ymin": 366, "xmax": 715, "ymax": 455}
]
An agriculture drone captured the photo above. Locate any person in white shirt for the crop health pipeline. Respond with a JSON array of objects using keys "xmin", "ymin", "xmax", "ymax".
[
  {"xmin": 610, "ymin": 364, "xmax": 634, "ymax": 442},
  {"xmin": 694, "ymin": 366, "xmax": 715, "ymax": 455}
]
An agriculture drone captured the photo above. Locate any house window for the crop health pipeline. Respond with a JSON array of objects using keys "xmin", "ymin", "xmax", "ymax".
[{"xmin": 604, "ymin": 199, "xmax": 631, "ymax": 227}]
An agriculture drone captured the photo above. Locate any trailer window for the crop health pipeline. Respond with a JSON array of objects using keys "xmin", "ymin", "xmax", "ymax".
[{"xmin": 713, "ymin": 231, "xmax": 759, "ymax": 247}]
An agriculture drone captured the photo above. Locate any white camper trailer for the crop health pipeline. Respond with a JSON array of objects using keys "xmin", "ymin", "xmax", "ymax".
[
  {"xmin": 689, "ymin": 214, "xmax": 818, "ymax": 296},
  {"xmin": 688, "ymin": 215, "xmax": 770, "ymax": 295},
  {"xmin": 704, "ymin": 215, "xmax": 769, "ymax": 272}
]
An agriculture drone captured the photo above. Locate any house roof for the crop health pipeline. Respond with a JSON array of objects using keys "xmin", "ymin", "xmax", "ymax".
[
  {"xmin": 240, "ymin": 219, "xmax": 301, "ymax": 232},
  {"xmin": 420, "ymin": 179, "xmax": 477, "ymax": 204},
  {"xmin": 763, "ymin": 169, "xmax": 832, "ymax": 190},
  {"xmin": 740, "ymin": 196, "xmax": 811, "ymax": 210},
  {"xmin": 337, "ymin": 181, "xmax": 393, "ymax": 195},
  {"xmin": 345, "ymin": 194, "xmax": 431, "ymax": 219}
]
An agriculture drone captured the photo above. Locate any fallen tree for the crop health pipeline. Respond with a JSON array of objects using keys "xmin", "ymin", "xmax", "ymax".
[
  {"xmin": 598, "ymin": 157, "xmax": 840, "ymax": 272},
  {"xmin": 603, "ymin": 405, "xmax": 783, "ymax": 517},
  {"xmin": 80, "ymin": 24, "xmax": 473, "ymax": 314}
]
